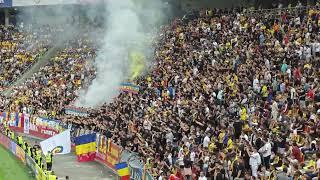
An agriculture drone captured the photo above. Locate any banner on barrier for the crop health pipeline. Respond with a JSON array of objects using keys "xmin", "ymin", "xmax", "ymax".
[
  {"xmin": 106, "ymin": 141, "xmax": 121, "ymax": 169},
  {"xmin": 10, "ymin": 141, "xmax": 16, "ymax": 154},
  {"xmin": 95, "ymin": 134, "xmax": 121, "ymax": 170},
  {"xmin": 15, "ymin": 144, "xmax": 26, "ymax": 163},
  {"xmin": 24, "ymin": 114, "xmax": 30, "ymax": 134},
  {"xmin": 0, "ymin": 133, "xmax": 10, "ymax": 149},
  {"xmin": 2, "ymin": 112, "xmax": 66, "ymax": 139},
  {"xmin": 0, "ymin": 133, "xmax": 25, "ymax": 164}
]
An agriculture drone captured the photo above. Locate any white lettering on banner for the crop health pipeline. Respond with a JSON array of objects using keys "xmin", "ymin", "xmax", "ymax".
[
  {"xmin": 29, "ymin": 123, "xmax": 38, "ymax": 131},
  {"xmin": 40, "ymin": 129, "xmax": 56, "ymax": 136}
]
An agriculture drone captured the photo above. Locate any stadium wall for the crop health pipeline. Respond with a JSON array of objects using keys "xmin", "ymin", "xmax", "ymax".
[{"xmin": 0, "ymin": 131, "xmax": 48, "ymax": 180}]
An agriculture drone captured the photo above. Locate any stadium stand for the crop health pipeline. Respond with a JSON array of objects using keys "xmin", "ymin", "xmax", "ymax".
[
  {"xmin": 8, "ymin": 36, "xmax": 97, "ymax": 116},
  {"xmin": 2, "ymin": 5, "xmax": 320, "ymax": 180},
  {"xmin": 0, "ymin": 25, "xmax": 63, "ymax": 90}
]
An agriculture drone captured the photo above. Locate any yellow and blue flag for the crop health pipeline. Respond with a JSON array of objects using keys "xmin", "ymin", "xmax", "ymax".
[
  {"xmin": 115, "ymin": 162, "xmax": 130, "ymax": 180},
  {"xmin": 74, "ymin": 133, "xmax": 97, "ymax": 162}
]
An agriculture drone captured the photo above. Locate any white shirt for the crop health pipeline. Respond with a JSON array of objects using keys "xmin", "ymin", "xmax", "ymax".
[
  {"xmin": 190, "ymin": 151, "xmax": 195, "ymax": 162},
  {"xmin": 198, "ymin": 176, "xmax": 207, "ymax": 180},
  {"xmin": 317, "ymin": 158, "xmax": 320, "ymax": 170},
  {"xmin": 315, "ymin": 42, "xmax": 320, "ymax": 52},
  {"xmin": 143, "ymin": 120, "xmax": 151, "ymax": 130},
  {"xmin": 216, "ymin": 23, "xmax": 221, "ymax": 30},
  {"xmin": 294, "ymin": 17, "xmax": 300, "ymax": 25},
  {"xmin": 290, "ymin": 87, "xmax": 296, "ymax": 100},
  {"xmin": 203, "ymin": 135, "xmax": 210, "ymax": 148},
  {"xmin": 272, "ymin": 101, "xmax": 279, "ymax": 113},
  {"xmin": 253, "ymin": 78, "xmax": 259, "ymax": 90},
  {"xmin": 259, "ymin": 142, "xmax": 272, "ymax": 157},
  {"xmin": 249, "ymin": 152, "xmax": 261, "ymax": 167},
  {"xmin": 217, "ymin": 90, "xmax": 223, "ymax": 100}
]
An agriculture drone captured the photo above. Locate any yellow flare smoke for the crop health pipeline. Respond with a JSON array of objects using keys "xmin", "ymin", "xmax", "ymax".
[{"xmin": 129, "ymin": 51, "xmax": 145, "ymax": 80}]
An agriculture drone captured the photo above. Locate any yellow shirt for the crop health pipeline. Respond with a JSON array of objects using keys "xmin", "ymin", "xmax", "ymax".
[
  {"xmin": 227, "ymin": 139, "xmax": 233, "ymax": 150},
  {"xmin": 262, "ymin": 85, "xmax": 268, "ymax": 97},
  {"xmin": 218, "ymin": 132, "xmax": 225, "ymax": 143},
  {"xmin": 240, "ymin": 108, "xmax": 247, "ymax": 121}
]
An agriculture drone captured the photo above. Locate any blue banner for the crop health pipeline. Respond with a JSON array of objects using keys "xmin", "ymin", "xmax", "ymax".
[
  {"xmin": 0, "ymin": 0, "xmax": 12, "ymax": 7},
  {"xmin": 10, "ymin": 141, "xmax": 16, "ymax": 154}
]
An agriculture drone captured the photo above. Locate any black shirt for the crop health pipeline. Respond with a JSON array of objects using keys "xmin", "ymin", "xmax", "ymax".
[{"xmin": 232, "ymin": 161, "xmax": 245, "ymax": 178}]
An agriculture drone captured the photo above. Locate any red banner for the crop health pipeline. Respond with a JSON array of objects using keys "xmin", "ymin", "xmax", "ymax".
[
  {"xmin": 15, "ymin": 144, "xmax": 26, "ymax": 163},
  {"xmin": 0, "ymin": 133, "xmax": 26, "ymax": 164},
  {"xmin": 0, "ymin": 133, "xmax": 11, "ymax": 149},
  {"xmin": 10, "ymin": 126, "xmax": 59, "ymax": 139}
]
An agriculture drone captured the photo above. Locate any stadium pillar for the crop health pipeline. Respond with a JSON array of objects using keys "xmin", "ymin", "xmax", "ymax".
[{"xmin": 4, "ymin": 9, "xmax": 9, "ymax": 26}]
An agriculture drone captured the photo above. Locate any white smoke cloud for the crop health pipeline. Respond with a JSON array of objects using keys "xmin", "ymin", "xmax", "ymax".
[{"xmin": 75, "ymin": 0, "xmax": 167, "ymax": 108}]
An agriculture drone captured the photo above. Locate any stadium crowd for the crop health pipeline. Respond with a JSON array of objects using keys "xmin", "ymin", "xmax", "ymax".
[
  {"xmin": 1, "ymin": 5, "xmax": 320, "ymax": 180},
  {"xmin": 0, "ymin": 24, "xmax": 62, "ymax": 90},
  {"xmin": 8, "ymin": 35, "xmax": 97, "ymax": 116}
]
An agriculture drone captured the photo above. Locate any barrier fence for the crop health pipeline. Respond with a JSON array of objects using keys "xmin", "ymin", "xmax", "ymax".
[
  {"xmin": 73, "ymin": 126, "xmax": 154, "ymax": 180},
  {"xmin": 1, "ymin": 111, "xmax": 154, "ymax": 180},
  {"xmin": 0, "ymin": 112, "xmax": 66, "ymax": 139},
  {"xmin": 0, "ymin": 131, "xmax": 48, "ymax": 180}
]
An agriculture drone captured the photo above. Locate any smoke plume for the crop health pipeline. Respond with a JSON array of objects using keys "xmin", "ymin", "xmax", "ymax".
[{"xmin": 75, "ymin": 0, "xmax": 167, "ymax": 108}]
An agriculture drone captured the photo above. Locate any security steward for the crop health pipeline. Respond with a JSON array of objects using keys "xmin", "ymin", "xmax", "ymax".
[
  {"xmin": 48, "ymin": 171, "xmax": 57, "ymax": 180},
  {"xmin": 23, "ymin": 141, "xmax": 29, "ymax": 152},
  {"xmin": 46, "ymin": 151, "xmax": 53, "ymax": 171},
  {"xmin": 10, "ymin": 131, "xmax": 15, "ymax": 140},
  {"xmin": 5, "ymin": 128, "xmax": 9, "ymax": 136},
  {"xmin": 36, "ymin": 149, "xmax": 42, "ymax": 166},
  {"xmin": 17, "ymin": 135, "xmax": 23, "ymax": 147},
  {"xmin": 27, "ymin": 145, "xmax": 32, "ymax": 157}
]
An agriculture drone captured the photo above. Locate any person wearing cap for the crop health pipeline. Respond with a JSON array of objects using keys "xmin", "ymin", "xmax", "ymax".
[{"xmin": 46, "ymin": 151, "xmax": 53, "ymax": 171}]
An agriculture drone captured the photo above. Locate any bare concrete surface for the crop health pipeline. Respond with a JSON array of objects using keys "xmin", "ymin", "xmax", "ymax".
[
  {"xmin": 52, "ymin": 153, "xmax": 116, "ymax": 180},
  {"xmin": 18, "ymin": 133, "xmax": 117, "ymax": 180}
]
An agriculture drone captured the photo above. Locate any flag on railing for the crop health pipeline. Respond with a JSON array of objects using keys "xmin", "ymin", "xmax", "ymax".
[
  {"xmin": 10, "ymin": 112, "xmax": 15, "ymax": 126},
  {"xmin": 2, "ymin": 112, "xmax": 9, "ymax": 122},
  {"xmin": 115, "ymin": 162, "xmax": 130, "ymax": 180},
  {"xmin": 15, "ymin": 113, "xmax": 19, "ymax": 127},
  {"xmin": 74, "ymin": 133, "xmax": 96, "ymax": 162}
]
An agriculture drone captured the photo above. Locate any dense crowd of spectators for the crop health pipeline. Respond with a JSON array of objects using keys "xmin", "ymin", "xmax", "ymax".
[
  {"xmin": 8, "ymin": 35, "xmax": 97, "ymax": 117},
  {"xmin": 0, "ymin": 25, "xmax": 62, "ymax": 90},
  {"xmin": 2, "ymin": 6, "xmax": 320, "ymax": 180}
]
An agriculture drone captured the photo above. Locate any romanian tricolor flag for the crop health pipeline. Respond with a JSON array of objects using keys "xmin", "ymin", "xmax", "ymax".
[
  {"xmin": 74, "ymin": 133, "xmax": 97, "ymax": 162},
  {"xmin": 115, "ymin": 162, "xmax": 130, "ymax": 180},
  {"xmin": 120, "ymin": 83, "xmax": 140, "ymax": 94}
]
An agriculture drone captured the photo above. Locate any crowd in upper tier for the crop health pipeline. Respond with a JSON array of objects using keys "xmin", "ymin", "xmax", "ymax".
[
  {"xmin": 1, "ymin": 6, "xmax": 320, "ymax": 180},
  {"xmin": 0, "ymin": 25, "xmax": 65, "ymax": 90}
]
